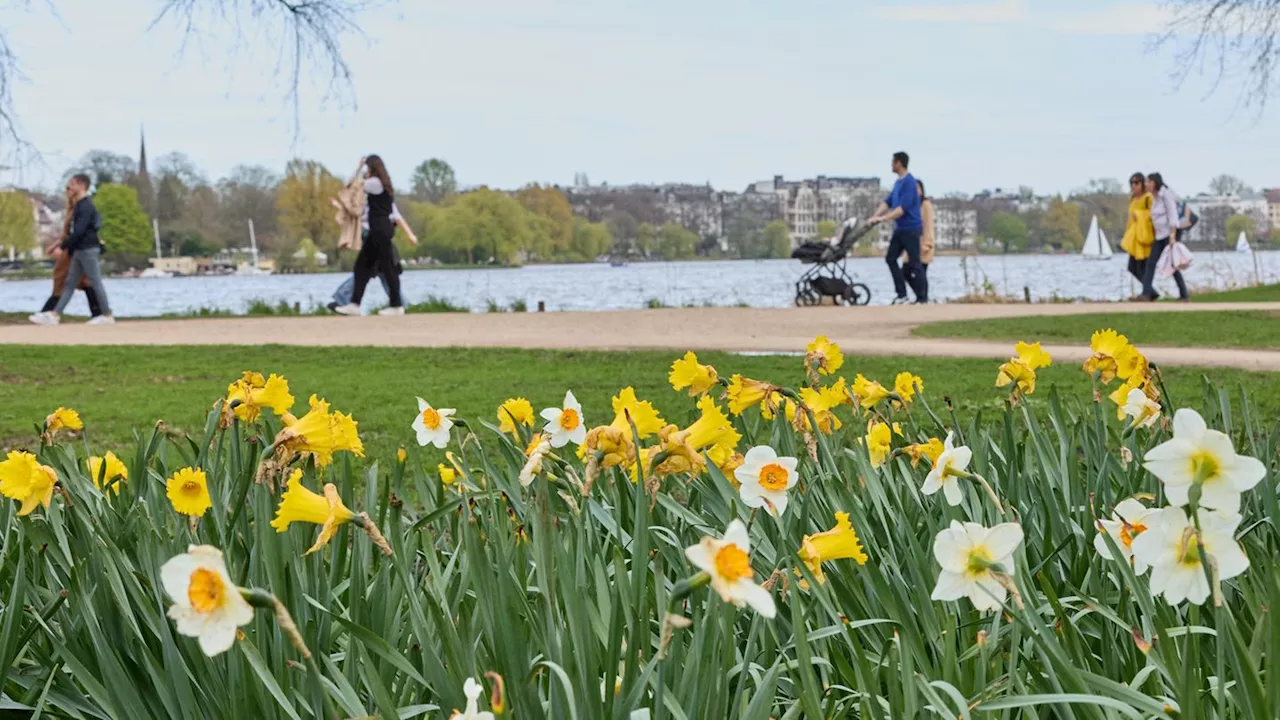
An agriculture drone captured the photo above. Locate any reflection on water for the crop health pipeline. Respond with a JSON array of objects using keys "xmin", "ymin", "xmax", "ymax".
[{"xmin": 2, "ymin": 252, "xmax": 1278, "ymax": 317}]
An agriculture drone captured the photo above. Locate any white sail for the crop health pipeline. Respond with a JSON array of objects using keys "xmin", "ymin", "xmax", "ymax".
[
  {"xmin": 1082, "ymin": 215, "xmax": 1111, "ymax": 259},
  {"xmin": 1236, "ymin": 231, "xmax": 1251, "ymax": 254}
]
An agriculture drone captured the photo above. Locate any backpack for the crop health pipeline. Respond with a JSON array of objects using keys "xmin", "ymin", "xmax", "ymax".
[{"xmin": 1176, "ymin": 202, "xmax": 1198, "ymax": 231}]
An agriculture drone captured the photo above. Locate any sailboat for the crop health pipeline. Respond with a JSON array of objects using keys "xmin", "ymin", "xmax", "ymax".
[
  {"xmin": 1081, "ymin": 215, "xmax": 1113, "ymax": 260},
  {"xmin": 234, "ymin": 218, "xmax": 272, "ymax": 276},
  {"xmin": 139, "ymin": 219, "xmax": 174, "ymax": 278},
  {"xmin": 1235, "ymin": 231, "xmax": 1251, "ymax": 254}
]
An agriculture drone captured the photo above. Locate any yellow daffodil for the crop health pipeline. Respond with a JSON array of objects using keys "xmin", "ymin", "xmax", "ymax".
[
  {"xmin": 439, "ymin": 463, "xmax": 458, "ymax": 485},
  {"xmin": 793, "ymin": 387, "xmax": 843, "ymax": 434},
  {"xmin": 1014, "ymin": 341, "xmax": 1052, "ymax": 371},
  {"xmin": 709, "ymin": 447, "xmax": 744, "ymax": 476},
  {"xmin": 902, "ymin": 438, "xmax": 945, "ymax": 468},
  {"xmin": 225, "ymin": 372, "xmax": 294, "ymax": 423},
  {"xmin": 397, "ymin": 448, "xmax": 407, "ymax": 463},
  {"xmin": 684, "ymin": 520, "xmax": 776, "ymax": 618},
  {"xmin": 799, "ymin": 512, "xmax": 869, "ymax": 585},
  {"xmin": 497, "ymin": 398, "xmax": 535, "ymax": 435},
  {"xmin": 725, "ymin": 375, "xmax": 778, "ymax": 416},
  {"xmin": 45, "ymin": 407, "xmax": 83, "ymax": 434},
  {"xmin": 270, "ymin": 469, "xmax": 356, "ymax": 554},
  {"xmin": 1114, "ymin": 344, "xmax": 1149, "ymax": 383},
  {"xmin": 609, "ymin": 387, "xmax": 665, "ymax": 437},
  {"xmin": 584, "ymin": 426, "xmax": 634, "ymax": 468},
  {"xmin": 851, "ymin": 374, "xmax": 891, "ymax": 409},
  {"xmin": 996, "ymin": 358, "xmax": 1037, "ymax": 396},
  {"xmin": 87, "ymin": 451, "xmax": 128, "ymax": 494},
  {"xmin": 866, "ymin": 421, "xmax": 892, "ymax": 468},
  {"xmin": 642, "ymin": 425, "xmax": 705, "ymax": 478},
  {"xmin": 669, "ymin": 351, "xmax": 719, "ymax": 396},
  {"xmin": 893, "ymin": 372, "xmax": 923, "ymax": 404},
  {"xmin": 684, "ymin": 397, "xmax": 740, "ymax": 456},
  {"xmin": 1084, "ymin": 329, "xmax": 1129, "ymax": 383},
  {"xmin": 275, "ymin": 395, "xmax": 364, "ymax": 467},
  {"xmin": 806, "ymin": 335, "xmax": 844, "ymax": 376},
  {"xmin": 166, "ymin": 467, "xmax": 212, "ymax": 518},
  {"xmin": 160, "ymin": 545, "xmax": 254, "ymax": 656},
  {"xmin": 0, "ymin": 450, "xmax": 57, "ymax": 516},
  {"xmin": 584, "ymin": 387, "xmax": 666, "ymax": 469}
]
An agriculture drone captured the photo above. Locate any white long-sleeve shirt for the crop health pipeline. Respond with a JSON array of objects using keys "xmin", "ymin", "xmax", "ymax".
[
  {"xmin": 1150, "ymin": 187, "xmax": 1180, "ymax": 240},
  {"xmin": 362, "ymin": 177, "xmax": 401, "ymax": 230}
]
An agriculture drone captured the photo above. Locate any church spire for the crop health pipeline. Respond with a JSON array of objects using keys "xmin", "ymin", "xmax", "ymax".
[{"xmin": 139, "ymin": 127, "xmax": 149, "ymax": 176}]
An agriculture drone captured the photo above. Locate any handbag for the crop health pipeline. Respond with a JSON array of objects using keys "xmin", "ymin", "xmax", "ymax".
[{"xmin": 1157, "ymin": 241, "xmax": 1193, "ymax": 278}]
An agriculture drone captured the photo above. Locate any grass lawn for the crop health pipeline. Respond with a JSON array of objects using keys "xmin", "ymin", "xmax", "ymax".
[
  {"xmin": 2, "ymin": 345, "xmax": 1277, "ymax": 459},
  {"xmin": 1192, "ymin": 283, "xmax": 1280, "ymax": 302},
  {"xmin": 913, "ymin": 310, "xmax": 1280, "ymax": 349}
]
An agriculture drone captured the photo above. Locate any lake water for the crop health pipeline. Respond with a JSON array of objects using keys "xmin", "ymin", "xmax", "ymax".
[{"xmin": 3, "ymin": 251, "xmax": 1278, "ymax": 316}]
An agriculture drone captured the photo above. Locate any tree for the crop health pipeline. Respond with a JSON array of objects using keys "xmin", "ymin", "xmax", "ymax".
[
  {"xmin": 0, "ymin": 190, "xmax": 35, "ymax": 254},
  {"xmin": 218, "ymin": 165, "xmax": 281, "ymax": 251},
  {"xmin": 1161, "ymin": 2, "xmax": 1280, "ymax": 110},
  {"xmin": 1039, "ymin": 199, "xmax": 1084, "ymax": 251},
  {"xmin": 1198, "ymin": 205, "xmax": 1235, "ymax": 246},
  {"xmin": 422, "ymin": 189, "xmax": 532, "ymax": 265},
  {"xmin": 63, "ymin": 151, "xmax": 137, "ymax": 187},
  {"xmin": 516, "ymin": 184, "xmax": 573, "ymax": 260},
  {"xmin": 1208, "ymin": 174, "xmax": 1252, "ymax": 196},
  {"xmin": 764, "ymin": 220, "xmax": 791, "ymax": 259},
  {"xmin": 94, "ymin": 184, "xmax": 153, "ymax": 263},
  {"xmin": 276, "ymin": 159, "xmax": 342, "ymax": 250},
  {"xmin": 985, "ymin": 212, "xmax": 1029, "ymax": 253},
  {"xmin": 176, "ymin": 185, "xmax": 226, "ymax": 247},
  {"xmin": 656, "ymin": 223, "xmax": 698, "ymax": 261},
  {"xmin": 1226, "ymin": 213, "xmax": 1257, "ymax": 244},
  {"xmin": 410, "ymin": 159, "xmax": 457, "ymax": 203},
  {"xmin": 816, "ymin": 220, "xmax": 838, "ymax": 241},
  {"xmin": 1086, "ymin": 178, "xmax": 1124, "ymax": 196},
  {"xmin": 569, "ymin": 217, "xmax": 611, "ymax": 262}
]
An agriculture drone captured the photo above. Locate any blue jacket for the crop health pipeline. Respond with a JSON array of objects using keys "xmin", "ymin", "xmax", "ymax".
[
  {"xmin": 62, "ymin": 196, "xmax": 103, "ymax": 254},
  {"xmin": 885, "ymin": 174, "xmax": 922, "ymax": 232}
]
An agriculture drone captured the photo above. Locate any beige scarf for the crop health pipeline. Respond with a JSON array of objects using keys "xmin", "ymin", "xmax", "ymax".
[{"xmin": 334, "ymin": 161, "xmax": 367, "ymax": 251}]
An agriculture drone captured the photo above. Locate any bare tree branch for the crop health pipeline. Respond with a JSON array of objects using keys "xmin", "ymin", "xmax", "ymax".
[{"xmin": 1155, "ymin": 0, "xmax": 1280, "ymax": 113}]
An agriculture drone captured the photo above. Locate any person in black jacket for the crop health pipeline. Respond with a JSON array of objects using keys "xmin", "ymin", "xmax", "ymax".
[{"xmin": 29, "ymin": 174, "xmax": 115, "ymax": 325}]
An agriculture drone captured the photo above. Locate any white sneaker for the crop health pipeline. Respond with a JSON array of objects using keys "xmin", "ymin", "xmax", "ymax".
[
  {"xmin": 890, "ymin": 296, "xmax": 911, "ymax": 306},
  {"xmin": 86, "ymin": 315, "xmax": 116, "ymax": 325},
  {"xmin": 377, "ymin": 306, "xmax": 405, "ymax": 316},
  {"xmin": 333, "ymin": 304, "xmax": 361, "ymax": 316},
  {"xmin": 28, "ymin": 312, "xmax": 60, "ymax": 326}
]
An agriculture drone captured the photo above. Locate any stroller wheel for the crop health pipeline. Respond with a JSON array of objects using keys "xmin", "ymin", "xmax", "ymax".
[
  {"xmin": 795, "ymin": 288, "xmax": 820, "ymax": 307},
  {"xmin": 847, "ymin": 283, "xmax": 871, "ymax": 306}
]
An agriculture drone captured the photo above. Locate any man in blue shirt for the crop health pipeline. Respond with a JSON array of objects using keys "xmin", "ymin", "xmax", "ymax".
[{"xmin": 867, "ymin": 151, "xmax": 926, "ymax": 303}]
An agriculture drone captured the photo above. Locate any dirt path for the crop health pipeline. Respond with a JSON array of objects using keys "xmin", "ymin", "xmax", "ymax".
[{"xmin": 4, "ymin": 302, "xmax": 1279, "ymax": 370}]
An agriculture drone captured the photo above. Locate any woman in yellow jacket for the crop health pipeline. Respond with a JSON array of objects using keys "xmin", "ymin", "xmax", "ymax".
[{"xmin": 1120, "ymin": 172, "xmax": 1154, "ymax": 284}]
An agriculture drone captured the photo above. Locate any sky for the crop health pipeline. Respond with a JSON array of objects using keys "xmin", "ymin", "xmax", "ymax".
[{"xmin": 3, "ymin": 0, "xmax": 1279, "ymax": 196}]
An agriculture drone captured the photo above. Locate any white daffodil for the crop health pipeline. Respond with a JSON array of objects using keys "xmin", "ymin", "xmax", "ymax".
[
  {"xmin": 1131, "ymin": 506, "xmax": 1250, "ymax": 606},
  {"xmin": 684, "ymin": 519, "xmax": 776, "ymax": 618},
  {"xmin": 1122, "ymin": 387, "xmax": 1161, "ymax": 429},
  {"xmin": 734, "ymin": 445, "xmax": 798, "ymax": 517},
  {"xmin": 449, "ymin": 677, "xmax": 495, "ymax": 720},
  {"xmin": 1143, "ymin": 408, "xmax": 1265, "ymax": 514},
  {"xmin": 1093, "ymin": 497, "xmax": 1155, "ymax": 575},
  {"xmin": 931, "ymin": 520, "xmax": 1023, "ymax": 612},
  {"xmin": 921, "ymin": 432, "xmax": 972, "ymax": 507},
  {"xmin": 413, "ymin": 397, "xmax": 456, "ymax": 449},
  {"xmin": 540, "ymin": 391, "xmax": 587, "ymax": 448},
  {"xmin": 160, "ymin": 545, "xmax": 255, "ymax": 656},
  {"xmin": 519, "ymin": 436, "xmax": 552, "ymax": 488}
]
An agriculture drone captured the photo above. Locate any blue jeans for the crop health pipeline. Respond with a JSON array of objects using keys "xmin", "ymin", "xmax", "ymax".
[
  {"xmin": 333, "ymin": 273, "xmax": 391, "ymax": 305},
  {"xmin": 885, "ymin": 228, "xmax": 926, "ymax": 301},
  {"xmin": 55, "ymin": 247, "xmax": 112, "ymax": 315}
]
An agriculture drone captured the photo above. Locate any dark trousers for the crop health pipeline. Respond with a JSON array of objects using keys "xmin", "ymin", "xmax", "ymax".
[
  {"xmin": 886, "ymin": 228, "xmax": 926, "ymax": 301},
  {"xmin": 350, "ymin": 224, "xmax": 402, "ymax": 307},
  {"xmin": 1126, "ymin": 255, "xmax": 1145, "ymax": 283},
  {"xmin": 1141, "ymin": 237, "xmax": 1188, "ymax": 300},
  {"xmin": 42, "ymin": 290, "xmax": 100, "ymax": 315}
]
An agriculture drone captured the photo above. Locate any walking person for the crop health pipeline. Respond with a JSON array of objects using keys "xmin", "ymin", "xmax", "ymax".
[
  {"xmin": 1139, "ymin": 172, "xmax": 1189, "ymax": 302},
  {"xmin": 867, "ymin": 151, "xmax": 926, "ymax": 304},
  {"xmin": 34, "ymin": 184, "xmax": 102, "ymax": 319},
  {"xmin": 29, "ymin": 174, "xmax": 115, "ymax": 325},
  {"xmin": 1120, "ymin": 172, "xmax": 1154, "ymax": 291},
  {"xmin": 332, "ymin": 155, "xmax": 417, "ymax": 316},
  {"xmin": 906, "ymin": 179, "xmax": 935, "ymax": 300}
]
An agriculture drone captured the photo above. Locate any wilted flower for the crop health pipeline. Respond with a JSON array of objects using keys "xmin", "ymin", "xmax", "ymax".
[
  {"xmin": 160, "ymin": 545, "xmax": 254, "ymax": 656},
  {"xmin": 0, "ymin": 450, "xmax": 57, "ymax": 516},
  {"xmin": 1083, "ymin": 329, "xmax": 1129, "ymax": 383},
  {"xmin": 1143, "ymin": 408, "xmax": 1265, "ymax": 514},
  {"xmin": 583, "ymin": 387, "xmax": 665, "ymax": 468},
  {"xmin": 45, "ymin": 407, "xmax": 83, "ymax": 434},
  {"xmin": 734, "ymin": 445, "xmax": 798, "ymax": 517},
  {"xmin": 166, "ymin": 467, "xmax": 212, "ymax": 518},
  {"xmin": 270, "ymin": 469, "xmax": 356, "ymax": 554},
  {"xmin": 275, "ymin": 395, "xmax": 365, "ymax": 467},
  {"xmin": 684, "ymin": 520, "xmax": 776, "ymax": 618},
  {"xmin": 449, "ymin": 677, "xmax": 496, "ymax": 720},
  {"xmin": 1131, "ymin": 507, "xmax": 1249, "ymax": 606},
  {"xmin": 725, "ymin": 375, "xmax": 778, "ymax": 416},
  {"xmin": 225, "ymin": 372, "xmax": 294, "ymax": 423},
  {"xmin": 87, "ymin": 451, "xmax": 128, "ymax": 493},
  {"xmin": 1093, "ymin": 498, "xmax": 1154, "ymax": 574},
  {"xmin": 805, "ymin": 335, "xmax": 844, "ymax": 377},
  {"xmin": 921, "ymin": 433, "xmax": 972, "ymax": 507},
  {"xmin": 793, "ymin": 387, "xmax": 843, "ymax": 434},
  {"xmin": 541, "ymin": 391, "xmax": 587, "ymax": 448},
  {"xmin": 497, "ymin": 398, "xmax": 534, "ymax": 435},
  {"xmin": 865, "ymin": 421, "xmax": 892, "ymax": 468},
  {"xmin": 902, "ymin": 438, "xmax": 945, "ymax": 468},
  {"xmin": 669, "ymin": 351, "xmax": 719, "ymax": 396},
  {"xmin": 413, "ymin": 397, "xmax": 456, "ymax": 449},
  {"xmin": 798, "ymin": 512, "xmax": 868, "ymax": 585},
  {"xmin": 931, "ymin": 520, "xmax": 1023, "ymax": 612},
  {"xmin": 519, "ymin": 436, "xmax": 552, "ymax": 487},
  {"xmin": 996, "ymin": 358, "xmax": 1037, "ymax": 396}
]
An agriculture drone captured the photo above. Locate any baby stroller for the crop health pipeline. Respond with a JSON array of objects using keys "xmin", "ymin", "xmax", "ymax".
[{"xmin": 791, "ymin": 219, "xmax": 875, "ymax": 306}]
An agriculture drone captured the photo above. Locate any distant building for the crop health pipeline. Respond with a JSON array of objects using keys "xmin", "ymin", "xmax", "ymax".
[
  {"xmin": 150, "ymin": 256, "xmax": 199, "ymax": 276},
  {"xmin": 1264, "ymin": 189, "xmax": 1280, "ymax": 230},
  {"xmin": 933, "ymin": 199, "xmax": 979, "ymax": 249},
  {"xmin": 746, "ymin": 175, "xmax": 882, "ymax": 246},
  {"xmin": 1183, "ymin": 193, "xmax": 1270, "ymax": 243}
]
